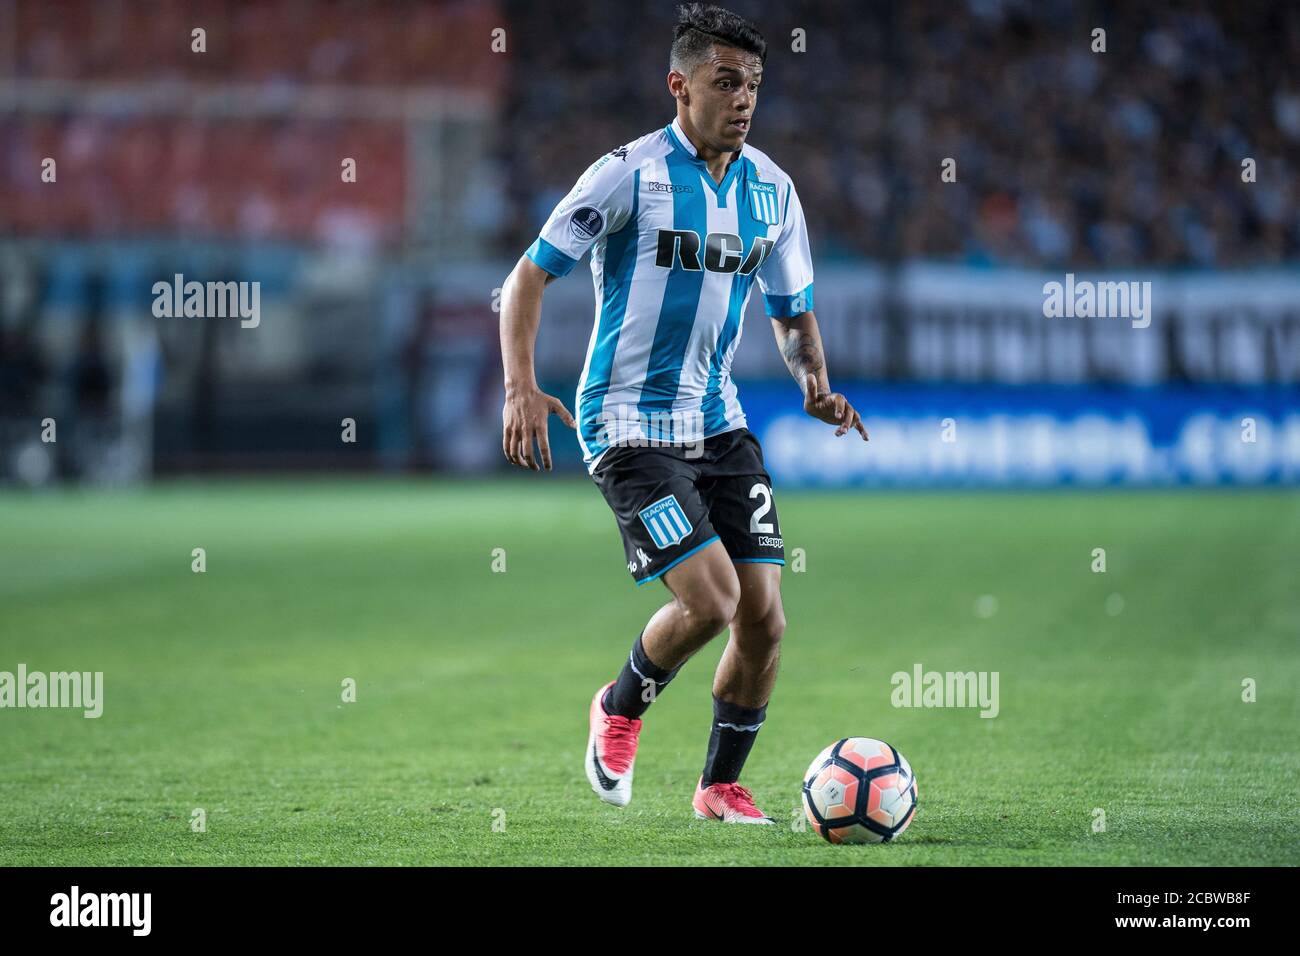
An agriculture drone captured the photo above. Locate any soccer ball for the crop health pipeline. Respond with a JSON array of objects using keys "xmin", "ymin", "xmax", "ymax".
[{"xmin": 801, "ymin": 737, "xmax": 918, "ymax": 844}]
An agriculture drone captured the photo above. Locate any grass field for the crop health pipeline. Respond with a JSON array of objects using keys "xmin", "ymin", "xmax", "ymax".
[{"xmin": 1, "ymin": 480, "xmax": 1297, "ymax": 866}]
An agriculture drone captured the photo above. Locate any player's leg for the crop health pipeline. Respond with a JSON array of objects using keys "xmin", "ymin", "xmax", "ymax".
[
  {"xmin": 706, "ymin": 561, "xmax": 784, "ymax": 771},
  {"xmin": 689, "ymin": 429, "xmax": 786, "ymax": 823},
  {"xmin": 642, "ymin": 538, "xmax": 741, "ymax": 670},
  {"xmin": 585, "ymin": 444, "xmax": 728, "ymax": 806},
  {"xmin": 596, "ymin": 454, "xmax": 738, "ymax": 719},
  {"xmin": 692, "ymin": 562, "xmax": 784, "ymax": 823},
  {"xmin": 712, "ymin": 561, "xmax": 785, "ymax": 710},
  {"xmin": 589, "ymin": 541, "xmax": 739, "ymax": 800},
  {"xmin": 597, "ymin": 537, "xmax": 739, "ymax": 722}
]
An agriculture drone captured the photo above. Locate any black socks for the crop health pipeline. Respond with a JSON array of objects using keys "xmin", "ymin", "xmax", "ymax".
[
  {"xmin": 602, "ymin": 634, "xmax": 680, "ymax": 720},
  {"xmin": 602, "ymin": 637, "xmax": 769, "ymax": 786},
  {"xmin": 701, "ymin": 696, "xmax": 767, "ymax": 786}
]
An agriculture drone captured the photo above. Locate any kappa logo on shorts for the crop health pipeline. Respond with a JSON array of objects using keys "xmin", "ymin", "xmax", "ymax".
[{"xmin": 638, "ymin": 495, "xmax": 693, "ymax": 549}]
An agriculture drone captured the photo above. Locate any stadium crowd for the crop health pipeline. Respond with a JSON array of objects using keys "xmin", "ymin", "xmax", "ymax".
[
  {"xmin": 0, "ymin": 0, "xmax": 1294, "ymax": 269},
  {"xmin": 499, "ymin": 0, "xmax": 1299, "ymax": 268}
]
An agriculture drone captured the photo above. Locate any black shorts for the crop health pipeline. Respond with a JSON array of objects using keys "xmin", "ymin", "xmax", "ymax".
[{"xmin": 590, "ymin": 427, "xmax": 785, "ymax": 586}]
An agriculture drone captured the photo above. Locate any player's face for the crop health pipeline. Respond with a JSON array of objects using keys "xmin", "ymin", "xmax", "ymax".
[{"xmin": 687, "ymin": 45, "xmax": 762, "ymax": 153}]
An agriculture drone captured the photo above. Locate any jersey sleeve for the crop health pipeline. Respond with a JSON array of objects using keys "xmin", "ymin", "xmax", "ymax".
[
  {"xmin": 757, "ymin": 179, "xmax": 815, "ymax": 317},
  {"xmin": 524, "ymin": 151, "xmax": 637, "ymax": 278}
]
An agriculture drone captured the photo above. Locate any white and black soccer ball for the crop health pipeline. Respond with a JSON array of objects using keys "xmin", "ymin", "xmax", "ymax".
[{"xmin": 801, "ymin": 737, "xmax": 918, "ymax": 844}]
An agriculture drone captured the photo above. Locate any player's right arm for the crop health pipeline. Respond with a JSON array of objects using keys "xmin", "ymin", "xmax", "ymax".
[
  {"xmin": 499, "ymin": 146, "xmax": 637, "ymax": 471},
  {"xmin": 500, "ymin": 256, "xmax": 575, "ymax": 471}
]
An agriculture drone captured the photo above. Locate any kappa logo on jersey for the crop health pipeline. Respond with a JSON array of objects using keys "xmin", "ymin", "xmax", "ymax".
[
  {"xmin": 647, "ymin": 180, "xmax": 695, "ymax": 194},
  {"xmin": 638, "ymin": 495, "xmax": 693, "ymax": 549},
  {"xmin": 609, "ymin": 145, "xmax": 629, "ymax": 161},
  {"xmin": 655, "ymin": 230, "xmax": 775, "ymax": 275},
  {"xmin": 570, "ymin": 206, "xmax": 604, "ymax": 241},
  {"xmin": 748, "ymin": 181, "xmax": 779, "ymax": 226}
]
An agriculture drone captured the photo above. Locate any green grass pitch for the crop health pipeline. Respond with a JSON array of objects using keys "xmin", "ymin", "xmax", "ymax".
[{"xmin": 1, "ymin": 480, "xmax": 1297, "ymax": 866}]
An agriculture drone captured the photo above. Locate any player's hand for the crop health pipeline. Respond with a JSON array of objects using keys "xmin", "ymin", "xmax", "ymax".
[
  {"xmin": 802, "ymin": 377, "xmax": 868, "ymax": 440},
  {"xmin": 502, "ymin": 386, "xmax": 576, "ymax": 471}
]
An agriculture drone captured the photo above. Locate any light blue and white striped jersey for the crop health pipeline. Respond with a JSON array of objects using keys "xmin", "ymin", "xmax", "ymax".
[{"xmin": 525, "ymin": 116, "xmax": 814, "ymax": 471}]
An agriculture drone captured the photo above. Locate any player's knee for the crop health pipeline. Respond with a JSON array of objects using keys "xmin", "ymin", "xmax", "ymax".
[
  {"xmin": 702, "ymin": 590, "xmax": 742, "ymax": 637},
  {"xmin": 765, "ymin": 604, "xmax": 787, "ymax": 645},
  {"xmin": 730, "ymin": 566, "xmax": 786, "ymax": 651},
  {"xmin": 740, "ymin": 601, "xmax": 785, "ymax": 652},
  {"xmin": 681, "ymin": 580, "xmax": 741, "ymax": 638}
]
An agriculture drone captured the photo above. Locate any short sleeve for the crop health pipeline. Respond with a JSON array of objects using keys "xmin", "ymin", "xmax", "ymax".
[
  {"xmin": 757, "ymin": 180, "xmax": 814, "ymax": 317},
  {"xmin": 524, "ymin": 150, "xmax": 637, "ymax": 278}
]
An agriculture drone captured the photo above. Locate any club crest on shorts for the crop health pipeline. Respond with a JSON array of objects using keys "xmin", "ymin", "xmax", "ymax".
[
  {"xmin": 638, "ymin": 494, "xmax": 693, "ymax": 549},
  {"xmin": 748, "ymin": 181, "xmax": 779, "ymax": 226}
]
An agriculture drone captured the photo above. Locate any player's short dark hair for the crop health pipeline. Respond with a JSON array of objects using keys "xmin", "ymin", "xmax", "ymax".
[{"xmin": 670, "ymin": 3, "xmax": 767, "ymax": 78}]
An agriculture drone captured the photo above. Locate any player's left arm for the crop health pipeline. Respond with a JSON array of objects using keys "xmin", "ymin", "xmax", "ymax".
[
  {"xmin": 771, "ymin": 310, "xmax": 867, "ymax": 440},
  {"xmin": 759, "ymin": 178, "xmax": 867, "ymax": 441}
]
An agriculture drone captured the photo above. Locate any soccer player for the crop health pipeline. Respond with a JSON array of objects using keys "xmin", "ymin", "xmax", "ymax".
[{"xmin": 499, "ymin": 3, "xmax": 866, "ymax": 824}]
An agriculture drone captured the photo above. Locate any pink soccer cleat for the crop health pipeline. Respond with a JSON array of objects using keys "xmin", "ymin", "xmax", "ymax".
[
  {"xmin": 692, "ymin": 779, "xmax": 775, "ymax": 824},
  {"xmin": 585, "ymin": 682, "xmax": 642, "ymax": 807}
]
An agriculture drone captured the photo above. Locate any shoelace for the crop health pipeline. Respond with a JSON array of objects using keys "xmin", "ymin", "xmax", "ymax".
[
  {"xmin": 712, "ymin": 783, "xmax": 764, "ymax": 816},
  {"xmin": 600, "ymin": 715, "xmax": 640, "ymax": 774}
]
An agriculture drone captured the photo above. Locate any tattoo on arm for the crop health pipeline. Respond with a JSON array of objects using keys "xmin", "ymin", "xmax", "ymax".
[{"xmin": 780, "ymin": 329, "xmax": 824, "ymax": 383}]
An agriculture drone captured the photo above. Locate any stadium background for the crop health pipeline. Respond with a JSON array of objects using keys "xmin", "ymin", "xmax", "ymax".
[
  {"xmin": 3, "ymin": 0, "xmax": 1297, "ymax": 485},
  {"xmin": 1, "ymin": 0, "xmax": 1297, "ymax": 866}
]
